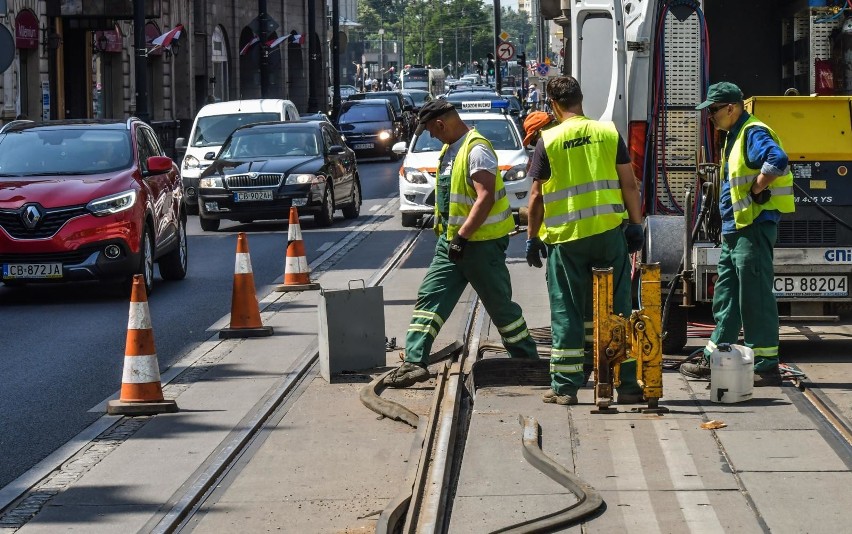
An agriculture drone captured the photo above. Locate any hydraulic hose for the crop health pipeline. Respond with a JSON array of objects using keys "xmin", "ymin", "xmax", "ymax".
[{"xmin": 792, "ymin": 181, "xmax": 852, "ymax": 232}]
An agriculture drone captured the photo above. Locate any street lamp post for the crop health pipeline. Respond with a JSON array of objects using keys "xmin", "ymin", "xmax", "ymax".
[
  {"xmin": 379, "ymin": 28, "xmax": 385, "ymax": 89},
  {"xmin": 439, "ymin": 37, "xmax": 443, "ymax": 74}
]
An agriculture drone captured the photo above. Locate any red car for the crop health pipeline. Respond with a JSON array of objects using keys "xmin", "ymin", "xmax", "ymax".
[{"xmin": 0, "ymin": 119, "xmax": 187, "ymax": 294}]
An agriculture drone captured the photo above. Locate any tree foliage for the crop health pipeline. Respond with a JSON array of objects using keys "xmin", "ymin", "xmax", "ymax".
[{"xmin": 351, "ymin": 0, "xmax": 534, "ymax": 75}]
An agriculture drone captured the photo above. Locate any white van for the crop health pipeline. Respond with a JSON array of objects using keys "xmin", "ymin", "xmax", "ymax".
[{"xmin": 176, "ymin": 99, "xmax": 300, "ymax": 213}]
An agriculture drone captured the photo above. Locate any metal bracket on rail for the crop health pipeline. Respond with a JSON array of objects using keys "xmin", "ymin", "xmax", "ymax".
[{"xmin": 592, "ymin": 264, "xmax": 669, "ymax": 414}]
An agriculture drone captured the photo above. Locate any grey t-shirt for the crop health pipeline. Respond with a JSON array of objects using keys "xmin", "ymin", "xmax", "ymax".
[{"xmin": 438, "ymin": 130, "xmax": 499, "ymax": 178}]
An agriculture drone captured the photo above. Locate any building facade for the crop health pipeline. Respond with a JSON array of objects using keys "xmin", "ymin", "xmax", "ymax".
[{"xmin": 0, "ymin": 0, "xmax": 328, "ymax": 139}]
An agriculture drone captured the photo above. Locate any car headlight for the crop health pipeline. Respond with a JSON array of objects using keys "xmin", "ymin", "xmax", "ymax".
[
  {"xmin": 199, "ymin": 176, "xmax": 224, "ymax": 188},
  {"xmin": 402, "ymin": 167, "xmax": 429, "ymax": 184},
  {"xmin": 183, "ymin": 155, "xmax": 200, "ymax": 170},
  {"xmin": 86, "ymin": 190, "xmax": 137, "ymax": 217},
  {"xmin": 285, "ymin": 173, "xmax": 325, "ymax": 185},
  {"xmin": 378, "ymin": 130, "xmax": 392, "ymax": 141},
  {"xmin": 502, "ymin": 164, "xmax": 528, "ymax": 182}
]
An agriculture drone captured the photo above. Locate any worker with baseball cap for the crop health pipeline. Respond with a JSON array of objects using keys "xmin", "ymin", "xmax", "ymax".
[
  {"xmin": 523, "ymin": 111, "xmax": 556, "ymax": 148},
  {"xmin": 681, "ymin": 81, "xmax": 795, "ymax": 387},
  {"xmin": 384, "ymin": 99, "xmax": 539, "ymax": 387}
]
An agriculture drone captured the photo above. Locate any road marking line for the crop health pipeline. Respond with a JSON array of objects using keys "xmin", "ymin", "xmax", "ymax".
[
  {"xmin": 607, "ymin": 421, "xmax": 663, "ymax": 533},
  {"xmin": 317, "ymin": 241, "xmax": 333, "ymax": 252},
  {"xmin": 370, "ymin": 204, "xmax": 381, "ymax": 212}
]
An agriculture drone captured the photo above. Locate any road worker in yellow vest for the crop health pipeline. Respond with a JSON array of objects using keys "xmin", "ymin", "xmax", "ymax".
[
  {"xmin": 385, "ymin": 100, "xmax": 539, "ymax": 387},
  {"xmin": 680, "ymin": 82, "xmax": 794, "ymax": 386},
  {"xmin": 525, "ymin": 76, "xmax": 645, "ymax": 405}
]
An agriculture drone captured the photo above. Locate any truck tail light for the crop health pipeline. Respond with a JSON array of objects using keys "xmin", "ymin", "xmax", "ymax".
[{"xmin": 628, "ymin": 121, "xmax": 647, "ymax": 187}]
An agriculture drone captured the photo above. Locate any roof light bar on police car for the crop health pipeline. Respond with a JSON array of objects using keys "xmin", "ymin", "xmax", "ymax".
[{"xmin": 455, "ymin": 100, "xmax": 510, "ymax": 112}]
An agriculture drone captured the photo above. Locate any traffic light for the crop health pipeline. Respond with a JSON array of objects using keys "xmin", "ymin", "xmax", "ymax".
[
  {"xmin": 517, "ymin": 51, "xmax": 526, "ymax": 64},
  {"xmin": 487, "ymin": 53, "xmax": 495, "ymax": 76}
]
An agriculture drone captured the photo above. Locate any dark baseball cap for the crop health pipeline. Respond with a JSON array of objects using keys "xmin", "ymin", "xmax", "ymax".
[
  {"xmin": 695, "ymin": 82, "xmax": 744, "ymax": 110},
  {"xmin": 415, "ymin": 99, "xmax": 456, "ymax": 135}
]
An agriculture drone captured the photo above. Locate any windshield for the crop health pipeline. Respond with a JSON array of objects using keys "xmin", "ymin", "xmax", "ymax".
[
  {"xmin": 0, "ymin": 129, "xmax": 132, "ymax": 175},
  {"xmin": 369, "ymin": 94, "xmax": 401, "ymax": 113},
  {"xmin": 338, "ymin": 104, "xmax": 390, "ymax": 123},
  {"xmin": 191, "ymin": 112, "xmax": 280, "ymax": 147},
  {"xmin": 219, "ymin": 128, "xmax": 320, "ymax": 159},
  {"xmin": 413, "ymin": 120, "xmax": 519, "ymax": 153},
  {"xmin": 406, "ymin": 92, "xmax": 431, "ymax": 106}
]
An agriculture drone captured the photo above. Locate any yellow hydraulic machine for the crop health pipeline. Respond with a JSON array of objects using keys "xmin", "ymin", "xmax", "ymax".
[{"xmin": 591, "ymin": 263, "xmax": 668, "ymax": 414}]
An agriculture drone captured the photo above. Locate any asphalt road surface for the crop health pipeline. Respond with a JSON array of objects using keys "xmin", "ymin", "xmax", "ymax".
[{"xmin": 0, "ymin": 158, "xmax": 403, "ymax": 489}]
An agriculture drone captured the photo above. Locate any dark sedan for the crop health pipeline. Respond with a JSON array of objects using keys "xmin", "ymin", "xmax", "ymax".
[
  {"xmin": 197, "ymin": 121, "xmax": 361, "ymax": 231},
  {"xmin": 335, "ymin": 99, "xmax": 405, "ymax": 161}
]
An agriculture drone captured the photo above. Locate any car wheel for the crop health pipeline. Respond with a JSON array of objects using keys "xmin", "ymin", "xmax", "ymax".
[
  {"xmin": 314, "ymin": 184, "xmax": 335, "ymax": 227},
  {"xmin": 199, "ymin": 216, "xmax": 220, "ymax": 232},
  {"xmin": 342, "ymin": 179, "xmax": 361, "ymax": 219},
  {"xmin": 125, "ymin": 226, "xmax": 155, "ymax": 296},
  {"xmin": 401, "ymin": 213, "xmax": 419, "ymax": 228},
  {"xmin": 159, "ymin": 217, "xmax": 188, "ymax": 281}
]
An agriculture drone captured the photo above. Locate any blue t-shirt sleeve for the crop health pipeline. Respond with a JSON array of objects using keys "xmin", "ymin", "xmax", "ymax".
[{"xmin": 746, "ymin": 127, "xmax": 788, "ymax": 176}]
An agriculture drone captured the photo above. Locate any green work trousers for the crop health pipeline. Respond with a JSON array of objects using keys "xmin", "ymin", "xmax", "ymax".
[
  {"xmin": 405, "ymin": 235, "xmax": 539, "ymax": 365},
  {"xmin": 546, "ymin": 226, "xmax": 640, "ymax": 396},
  {"xmin": 703, "ymin": 222, "xmax": 779, "ymax": 373}
]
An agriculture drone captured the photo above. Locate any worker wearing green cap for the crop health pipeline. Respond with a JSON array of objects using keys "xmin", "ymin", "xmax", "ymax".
[{"xmin": 680, "ymin": 82, "xmax": 795, "ymax": 387}]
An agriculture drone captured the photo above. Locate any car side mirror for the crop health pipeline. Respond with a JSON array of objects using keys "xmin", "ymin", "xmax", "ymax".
[
  {"xmin": 392, "ymin": 142, "xmax": 407, "ymax": 154},
  {"xmin": 175, "ymin": 137, "xmax": 187, "ymax": 150},
  {"xmin": 145, "ymin": 156, "xmax": 173, "ymax": 175},
  {"xmin": 203, "ymin": 151, "xmax": 217, "ymax": 160},
  {"xmin": 403, "ymin": 104, "xmax": 414, "ymax": 112},
  {"xmin": 328, "ymin": 145, "xmax": 346, "ymax": 155}
]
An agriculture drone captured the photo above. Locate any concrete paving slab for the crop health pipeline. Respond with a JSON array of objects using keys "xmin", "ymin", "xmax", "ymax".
[
  {"xmin": 739, "ymin": 471, "xmax": 852, "ymax": 533},
  {"xmin": 717, "ymin": 430, "xmax": 848, "ymax": 472},
  {"xmin": 19, "ymin": 503, "xmax": 164, "ymax": 534},
  {"xmin": 450, "ymin": 494, "xmax": 581, "ymax": 533},
  {"xmin": 193, "ymin": 497, "xmax": 387, "ymax": 534}
]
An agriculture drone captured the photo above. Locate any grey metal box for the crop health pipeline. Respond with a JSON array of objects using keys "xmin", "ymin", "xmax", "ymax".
[{"xmin": 317, "ymin": 282, "xmax": 386, "ymax": 382}]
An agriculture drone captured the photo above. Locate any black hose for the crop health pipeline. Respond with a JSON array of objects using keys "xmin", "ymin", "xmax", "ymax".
[
  {"xmin": 489, "ymin": 416, "xmax": 604, "ymax": 533},
  {"xmin": 792, "ymin": 181, "xmax": 852, "ymax": 232}
]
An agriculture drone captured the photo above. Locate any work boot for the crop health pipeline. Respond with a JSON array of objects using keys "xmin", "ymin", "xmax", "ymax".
[
  {"xmin": 384, "ymin": 362, "xmax": 430, "ymax": 388},
  {"xmin": 754, "ymin": 368, "xmax": 782, "ymax": 387},
  {"xmin": 616, "ymin": 392, "xmax": 645, "ymax": 404},
  {"xmin": 679, "ymin": 358, "xmax": 711, "ymax": 379},
  {"xmin": 542, "ymin": 389, "xmax": 578, "ymax": 405}
]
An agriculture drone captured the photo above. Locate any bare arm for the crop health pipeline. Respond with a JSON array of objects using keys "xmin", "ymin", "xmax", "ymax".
[
  {"xmin": 616, "ymin": 162, "xmax": 643, "ymax": 224},
  {"xmin": 456, "ymin": 169, "xmax": 497, "ymax": 239},
  {"xmin": 527, "ymin": 179, "xmax": 544, "ymax": 239}
]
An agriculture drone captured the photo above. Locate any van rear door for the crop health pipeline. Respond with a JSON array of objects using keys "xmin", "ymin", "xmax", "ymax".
[{"xmin": 569, "ymin": 0, "xmax": 627, "ymax": 136}]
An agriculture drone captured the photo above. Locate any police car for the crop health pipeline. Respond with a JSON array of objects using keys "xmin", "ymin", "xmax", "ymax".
[{"xmin": 392, "ymin": 99, "xmax": 532, "ymax": 227}]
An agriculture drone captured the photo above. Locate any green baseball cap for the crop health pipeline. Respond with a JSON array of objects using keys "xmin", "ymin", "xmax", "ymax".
[{"xmin": 695, "ymin": 82, "xmax": 744, "ymax": 110}]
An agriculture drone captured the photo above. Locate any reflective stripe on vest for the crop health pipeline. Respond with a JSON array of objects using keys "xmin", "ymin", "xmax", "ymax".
[
  {"xmin": 539, "ymin": 116, "xmax": 625, "ymax": 244},
  {"xmin": 723, "ymin": 117, "xmax": 795, "ymax": 230},
  {"xmin": 436, "ymin": 129, "xmax": 514, "ymax": 241}
]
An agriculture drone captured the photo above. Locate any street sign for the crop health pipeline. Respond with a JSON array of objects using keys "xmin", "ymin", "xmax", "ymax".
[
  {"xmin": 497, "ymin": 41, "xmax": 515, "ymax": 61},
  {"xmin": 537, "ymin": 63, "xmax": 550, "ymax": 76},
  {"xmin": 499, "ymin": 30, "xmax": 510, "ymax": 42}
]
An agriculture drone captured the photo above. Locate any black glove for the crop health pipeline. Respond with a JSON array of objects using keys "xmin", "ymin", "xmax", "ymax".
[
  {"xmin": 448, "ymin": 234, "xmax": 468, "ymax": 263},
  {"xmin": 624, "ymin": 223, "xmax": 644, "ymax": 254},
  {"xmin": 751, "ymin": 187, "xmax": 771, "ymax": 205},
  {"xmin": 525, "ymin": 237, "xmax": 548, "ymax": 268}
]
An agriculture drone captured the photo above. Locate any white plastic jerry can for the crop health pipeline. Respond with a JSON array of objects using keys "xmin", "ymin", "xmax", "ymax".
[{"xmin": 709, "ymin": 343, "xmax": 754, "ymax": 404}]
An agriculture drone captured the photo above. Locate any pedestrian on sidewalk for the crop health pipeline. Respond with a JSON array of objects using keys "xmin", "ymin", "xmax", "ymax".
[
  {"xmin": 385, "ymin": 100, "xmax": 539, "ymax": 388},
  {"xmin": 525, "ymin": 75, "xmax": 645, "ymax": 406},
  {"xmin": 680, "ymin": 82, "xmax": 794, "ymax": 387},
  {"xmin": 527, "ymin": 84, "xmax": 540, "ymax": 112}
]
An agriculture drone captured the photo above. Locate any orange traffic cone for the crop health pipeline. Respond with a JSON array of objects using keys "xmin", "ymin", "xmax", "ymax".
[
  {"xmin": 275, "ymin": 207, "xmax": 320, "ymax": 292},
  {"xmin": 107, "ymin": 275, "xmax": 178, "ymax": 416},
  {"xmin": 220, "ymin": 232, "xmax": 274, "ymax": 339}
]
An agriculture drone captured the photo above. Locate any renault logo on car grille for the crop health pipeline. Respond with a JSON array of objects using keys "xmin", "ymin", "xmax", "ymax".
[{"xmin": 21, "ymin": 204, "xmax": 43, "ymax": 230}]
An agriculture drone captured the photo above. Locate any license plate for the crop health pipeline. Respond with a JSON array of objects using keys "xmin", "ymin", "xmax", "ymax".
[
  {"xmin": 234, "ymin": 190, "xmax": 274, "ymax": 202},
  {"xmin": 773, "ymin": 275, "xmax": 848, "ymax": 297},
  {"xmin": 3, "ymin": 263, "xmax": 62, "ymax": 279},
  {"xmin": 353, "ymin": 143, "xmax": 374, "ymax": 150}
]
